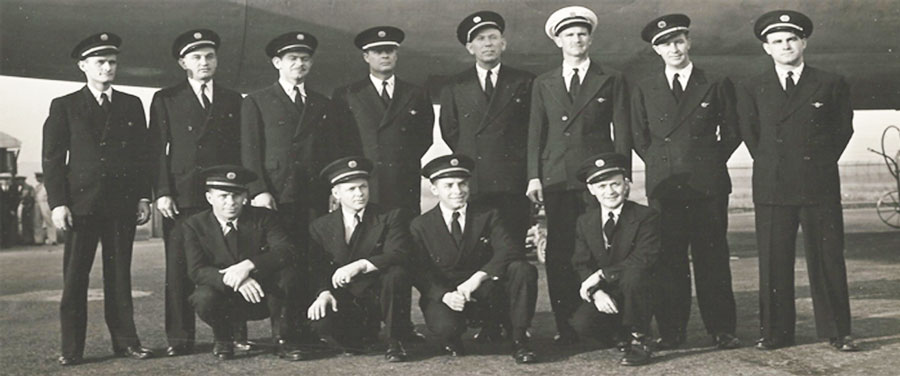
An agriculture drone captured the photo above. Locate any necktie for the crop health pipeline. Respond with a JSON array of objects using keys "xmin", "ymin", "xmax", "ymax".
[
  {"xmin": 785, "ymin": 71, "xmax": 795, "ymax": 96},
  {"xmin": 603, "ymin": 212, "xmax": 616, "ymax": 250},
  {"xmin": 672, "ymin": 73, "xmax": 684, "ymax": 103},
  {"xmin": 381, "ymin": 80, "xmax": 391, "ymax": 107},
  {"xmin": 484, "ymin": 70, "xmax": 494, "ymax": 99},
  {"xmin": 347, "ymin": 213, "xmax": 362, "ymax": 244},
  {"xmin": 568, "ymin": 68, "xmax": 580, "ymax": 101},
  {"xmin": 293, "ymin": 86, "xmax": 305, "ymax": 114},
  {"xmin": 451, "ymin": 211, "xmax": 463, "ymax": 247},
  {"xmin": 200, "ymin": 83, "xmax": 211, "ymax": 111},
  {"xmin": 99, "ymin": 93, "xmax": 111, "ymax": 114},
  {"xmin": 225, "ymin": 221, "xmax": 239, "ymax": 256}
]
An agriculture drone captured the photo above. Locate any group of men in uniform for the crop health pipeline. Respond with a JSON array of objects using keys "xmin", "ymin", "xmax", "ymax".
[{"xmin": 43, "ymin": 3, "xmax": 857, "ymax": 369}]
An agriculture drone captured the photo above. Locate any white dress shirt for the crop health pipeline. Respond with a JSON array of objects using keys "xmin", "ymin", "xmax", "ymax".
[
  {"xmin": 600, "ymin": 204, "xmax": 623, "ymax": 246},
  {"xmin": 214, "ymin": 215, "xmax": 239, "ymax": 235},
  {"xmin": 476, "ymin": 63, "xmax": 500, "ymax": 91},
  {"xmin": 775, "ymin": 63, "xmax": 805, "ymax": 90},
  {"xmin": 278, "ymin": 79, "xmax": 306, "ymax": 103},
  {"xmin": 665, "ymin": 62, "xmax": 693, "ymax": 90},
  {"xmin": 439, "ymin": 203, "xmax": 467, "ymax": 234},
  {"xmin": 86, "ymin": 85, "xmax": 113, "ymax": 105},
  {"xmin": 187, "ymin": 78, "xmax": 213, "ymax": 107},
  {"xmin": 342, "ymin": 207, "xmax": 366, "ymax": 244},
  {"xmin": 562, "ymin": 58, "xmax": 591, "ymax": 91},
  {"xmin": 369, "ymin": 74, "xmax": 395, "ymax": 98}
]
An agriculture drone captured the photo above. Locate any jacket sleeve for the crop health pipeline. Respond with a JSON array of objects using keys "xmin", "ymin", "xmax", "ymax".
[
  {"xmin": 410, "ymin": 221, "xmax": 451, "ymax": 302},
  {"xmin": 184, "ymin": 222, "xmax": 229, "ymax": 291},
  {"xmin": 830, "ymin": 75, "xmax": 854, "ymax": 162},
  {"xmin": 367, "ymin": 208, "xmax": 414, "ymax": 269},
  {"xmin": 240, "ymin": 95, "xmax": 269, "ymax": 198},
  {"xmin": 716, "ymin": 77, "xmax": 742, "ymax": 163},
  {"xmin": 414, "ymin": 89, "xmax": 435, "ymax": 159},
  {"xmin": 526, "ymin": 80, "xmax": 547, "ymax": 181},
  {"xmin": 571, "ymin": 216, "xmax": 596, "ymax": 282},
  {"xmin": 601, "ymin": 209, "xmax": 661, "ymax": 283},
  {"xmin": 629, "ymin": 83, "xmax": 650, "ymax": 161},
  {"xmin": 438, "ymin": 84, "xmax": 459, "ymax": 151},
  {"xmin": 134, "ymin": 98, "xmax": 152, "ymax": 201},
  {"xmin": 41, "ymin": 98, "xmax": 70, "ymax": 210},
  {"xmin": 307, "ymin": 221, "xmax": 335, "ymax": 297},
  {"xmin": 480, "ymin": 209, "xmax": 524, "ymax": 279},
  {"xmin": 612, "ymin": 73, "xmax": 633, "ymax": 176},
  {"xmin": 247, "ymin": 209, "xmax": 294, "ymax": 275},
  {"xmin": 735, "ymin": 81, "xmax": 759, "ymax": 158},
  {"xmin": 148, "ymin": 91, "xmax": 173, "ymax": 200}
]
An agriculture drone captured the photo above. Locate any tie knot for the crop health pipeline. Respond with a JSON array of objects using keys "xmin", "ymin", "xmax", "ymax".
[
  {"xmin": 452, "ymin": 211, "xmax": 460, "ymax": 220},
  {"xmin": 382, "ymin": 80, "xmax": 389, "ymax": 87},
  {"xmin": 674, "ymin": 73, "xmax": 680, "ymax": 80},
  {"xmin": 486, "ymin": 70, "xmax": 493, "ymax": 78},
  {"xmin": 100, "ymin": 93, "xmax": 109, "ymax": 102},
  {"xmin": 354, "ymin": 213, "xmax": 362, "ymax": 224},
  {"xmin": 201, "ymin": 83, "xmax": 207, "ymax": 91},
  {"xmin": 573, "ymin": 68, "xmax": 579, "ymax": 74},
  {"xmin": 608, "ymin": 212, "xmax": 615, "ymax": 220},
  {"xmin": 227, "ymin": 221, "xmax": 235, "ymax": 229},
  {"xmin": 787, "ymin": 71, "xmax": 794, "ymax": 77}
]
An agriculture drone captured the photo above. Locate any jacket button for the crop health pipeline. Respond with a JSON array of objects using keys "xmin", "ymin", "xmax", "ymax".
[
  {"xmin": 664, "ymin": 137, "xmax": 671, "ymax": 142},
  {"xmin": 561, "ymin": 115, "xmax": 568, "ymax": 121},
  {"xmin": 564, "ymin": 132, "xmax": 571, "ymax": 136},
  {"xmin": 661, "ymin": 156, "xmax": 668, "ymax": 161},
  {"xmin": 803, "ymin": 156, "xmax": 811, "ymax": 160},
  {"xmin": 187, "ymin": 126, "xmax": 193, "ymax": 131}
]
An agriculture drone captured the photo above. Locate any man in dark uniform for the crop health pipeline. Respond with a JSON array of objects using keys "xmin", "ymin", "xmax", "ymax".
[
  {"xmin": 737, "ymin": 10, "xmax": 856, "ymax": 352},
  {"xmin": 0, "ymin": 173, "xmax": 15, "ymax": 248},
  {"xmin": 307, "ymin": 156, "xmax": 415, "ymax": 362},
  {"xmin": 440, "ymin": 12, "xmax": 535, "ymax": 301},
  {"xmin": 631, "ymin": 14, "xmax": 741, "ymax": 350},
  {"xmin": 182, "ymin": 165, "xmax": 306, "ymax": 361},
  {"xmin": 14, "ymin": 176, "xmax": 36, "ymax": 245},
  {"xmin": 411, "ymin": 154, "xmax": 539, "ymax": 364},
  {"xmin": 526, "ymin": 6, "xmax": 631, "ymax": 344},
  {"xmin": 42, "ymin": 32, "xmax": 153, "ymax": 365},
  {"xmin": 149, "ymin": 29, "xmax": 246, "ymax": 357},
  {"xmin": 570, "ymin": 152, "xmax": 660, "ymax": 366},
  {"xmin": 330, "ymin": 26, "xmax": 433, "ymax": 216}
]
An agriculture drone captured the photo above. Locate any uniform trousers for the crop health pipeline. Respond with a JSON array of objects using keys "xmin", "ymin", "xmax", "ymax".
[
  {"xmin": 542, "ymin": 189, "xmax": 589, "ymax": 336},
  {"xmin": 571, "ymin": 267, "xmax": 653, "ymax": 339}
]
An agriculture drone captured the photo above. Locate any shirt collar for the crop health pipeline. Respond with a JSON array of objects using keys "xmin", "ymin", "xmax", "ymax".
[
  {"xmin": 213, "ymin": 214, "xmax": 239, "ymax": 233},
  {"xmin": 775, "ymin": 62, "xmax": 804, "ymax": 82},
  {"xmin": 665, "ymin": 62, "xmax": 693, "ymax": 88},
  {"xmin": 439, "ymin": 202, "xmax": 467, "ymax": 223},
  {"xmin": 87, "ymin": 85, "xmax": 113, "ymax": 104},
  {"xmin": 369, "ymin": 74, "xmax": 395, "ymax": 91},
  {"xmin": 341, "ymin": 205, "xmax": 366, "ymax": 224},
  {"xmin": 278, "ymin": 79, "xmax": 305, "ymax": 100},
  {"xmin": 476, "ymin": 63, "xmax": 501, "ymax": 82},
  {"xmin": 601, "ymin": 204, "xmax": 623, "ymax": 223},
  {"xmin": 188, "ymin": 78, "xmax": 213, "ymax": 94},
  {"xmin": 562, "ymin": 58, "xmax": 591, "ymax": 78}
]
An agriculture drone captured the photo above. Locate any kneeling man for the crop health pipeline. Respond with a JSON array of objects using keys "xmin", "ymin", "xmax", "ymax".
[
  {"xmin": 307, "ymin": 156, "xmax": 414, "ymax": 362},
  {"xmin": 411, "ymin": 154, "xmax": 539, "ymax": 364},
  {"xmin": 182, "ymin": 165, "xmax": 306, "ymax": 361},
  {"xmin": 570, "ymin": 153, "xmax": 661, "ymax": 366}
]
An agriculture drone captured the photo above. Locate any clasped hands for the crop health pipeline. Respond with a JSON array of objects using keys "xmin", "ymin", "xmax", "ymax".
[
  {"xmin": 219, "ymin": 260, "xmax": 264, "ymax": 304},
  {"xmin": 442, "ymin": 271, "xmax": 488, "ymax": 312},
  {"xmin": 579, "ymin": 269, "xmax": 618, "ymax": 314}
]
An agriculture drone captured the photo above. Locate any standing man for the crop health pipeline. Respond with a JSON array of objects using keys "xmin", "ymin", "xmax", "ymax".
[
  {"xmin": 737, "ymin": 10, "xmax": 856, "ymax": 351},
  {"xmin": 307, "ymin": 156, "xmax": 415, "ymax": 362},
  {"xmin": 411, "ymin": 154, "xmax": 539, "ymax": 364},
  {"xmin": 34, "ymin": 172, "xmax": 57, "ymax": 245},
  {"xmin": 330, "ymin": 26, "xmax": 434, "ymax": 216},
  {"xmin": 440, "ymin": 11, "xmax": 535, "ymax": 273},
  {"xmin": 15, "ymin": 176, "xmax": 36, "ymax": 245},
  {"xmin": 0, "ymin": 172, "xmax": 15, "ymax": 248},
  {"xmin": 149, "ymin": 29, "xmax": 245, "ymax": 357},
  {"xmin": 631, "ymin": 14, "xmax": 741, "ymax": 350},
  {"xmin": 42, "ymin": 32, "xmax": 154, "ymax": 365},
  {"xmin": 526, "ymin": 6, "xmax": 631, "ymax": 344},
  {"xmin": 570, "ymin": 153, "xmax": 660, "ymax": 366}
]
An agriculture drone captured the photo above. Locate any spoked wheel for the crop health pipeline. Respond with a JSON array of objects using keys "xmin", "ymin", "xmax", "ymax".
[{"xmin": 876, "ymin": 191, "xmax": 900, "ymax": 228}]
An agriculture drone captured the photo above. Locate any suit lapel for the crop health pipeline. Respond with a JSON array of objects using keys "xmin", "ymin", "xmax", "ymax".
[
  {"xmin": 351, "ymin": 206, "xmax": 385, "ymax": 260},
  {"xmin": 459, "ymin": 69, "xmax": 489, "ymax": 130},
  {"xmin": 611, "ymin": 202, "xmax": 639, "ymax": 262},
  {"xmin": 353, "ymin": 82, "xmax": 388, "ymax": 127},
  {"xmin": 295, "ymin": 91, "xmax": 324, "ymax": 140},
  {"xmin": 174, "ymin": 82, "xmax": 208, "ymax": 136},
  {"xmin": 205, "ymin": 212, "xmax": 238, "ymax": 264},
  {"xmin": 779, "ymin": 66, "xmax": 821, "ymax": 121},
  {"xmin": 78, "ymin": 87, "xmax": 105, "ymax": 142},
  {"xmin": 564, "ymin": 63, "xmax": 612, "ymax": 131},
  {"xmin": 426, "ymin": 207, "xmax": 463, "ymax": 265},
  {"xmin": 324, "ymin": 210, "xmax": 352, "ymax": 264},
  {"xmin": 236, "ymin": 210, "xmax": 260, "ymax": 260},
  {"xmin": 671, "ymin": 69, "xmax": 713, "ymax": 135},
  {"xmin": 460, "ymin": 207, "xmax": 480, "ymax": 256},
  {"xmin": 542, "ymin": 66, "xmax": 571, "ymax": 114},
  {"xmin": 647, "ymin": 72, "xmax": 679, "ymax": 136},
  {"xmin": 479, "ymin": 66, "xmax": 516, "ymax": 134},
  {"xmin": 381, "ymin": 79, "xmax": 415, "ymax": 128}
]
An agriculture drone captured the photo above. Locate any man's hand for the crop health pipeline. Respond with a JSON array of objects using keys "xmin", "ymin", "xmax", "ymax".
[
  {"xmin": 442, "ymin": 291, "xmax": 467, "ymax": 312},
  {"xmin": 592, "ymin": 289, "xmax": 618, "ymax": 314},
  {"xmin": 331, "ymin": 260, "xmax": 368, "ymax": 289},
  {"xmin": 456, "ymin": 271, "xmax": 487, "ymax": 302},
  {"xmin": 51, "ymin": 205, "xmax": 73, "ymax": 231},
  {"xmin": 251, "ymin": 192, "xmax": 278, "ymax": 211},
  {"xmin": 307, "ymin": 291, "xmax": 338, "ymax": 320},
  {"xmin": 136, "ymin": 200, "xmax": 152, "ymax": 225},
  {"xmin": 237, "ymin": 277, "xmax": 265, "ymax": 304},
  {"xmin": 155, "ymin": 196, "xmax": 179, "ymax": 219},
  {"xmin": 579, "ymin": 270, "xmax": 603, "ymax": 302},
  {"xmin": 219, "ymin": 260, "xmax": 255, "ymax": 291},
  {"xmin": 525, "ymin": 179, "xmax": 543, "ymax": 204}
]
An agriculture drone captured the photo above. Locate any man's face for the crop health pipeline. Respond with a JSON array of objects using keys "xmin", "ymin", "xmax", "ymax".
[
  {"xmin": 179, "ymin": 47, "xmax": 218, "ymax": 81},
  {"xmin": 554, "ymin": 25, "xmax": 592, "ymax": 58},
  {"xmin": 587, "ymin": 174, "xmax": 629, "ymax": 210},
  {"xmin": 466, "ymin": 28, "xmax": 506, "ymax": 65},
  {"xmin": 205, "ymin": 188, "xmax": 247, "ymax": 221},
  {"xmin": 652, "ymin": 33, "xmax": 691, "ymax": 69},
  {"xmin": 272, "ymin": 51, "xmax": 313, "ymax": 83},
  {"xmin": 332, "ymin": 179, "xmax": 369, "ymax": 212},
  {"xmin": 78, "ymin": 54, "xmax": 117, "ymax": 85},
  {"xmin": 430, "ymin": 177, "xmax": 469, "ymax": 210},
  {"xmin": 362, "ymin": 46, "xmax": 398, "ymax": 75},
  {"xmin": 762, "ymin": 31, "xmax": 806, "ymax": 66}
]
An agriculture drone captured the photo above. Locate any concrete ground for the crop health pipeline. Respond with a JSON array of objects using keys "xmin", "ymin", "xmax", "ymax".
[{"xmin": 0, "ymin": 208, "xmax": 898, "ymax": 375}]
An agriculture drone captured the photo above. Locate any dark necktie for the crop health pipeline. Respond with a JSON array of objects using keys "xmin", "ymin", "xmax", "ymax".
[
  {"xmin": 381, "ymin": 80, "xmax": 391, "ymax": 107},
  {"xmin": 293, "ymin": 86, "xmax": 305, "ymax": 114},
  {"xmin": 451, "ymin": 211, "xmax": 463, "ymax": 247},
  {"xmin": 785, "ymin": 71, "xmax": 796, "ymax": 96},
  {"xmin": 484, "ymin": 70, "xmax": 494, "ymax": 99},
  {"xmin": 348, "ymin": 213, "xmax": 362, "ymax": 244},
  {"xmin": 225, "ymin": 221, "xmax": 239, "ymax": 256},
  {"xmin": 603, "ymin": 212, "xmax": 616, "ymax": 250},
  {"xmin": 672, "ymin": 73, "xmax": 684, "ymax": 103},
  {"xmin": 568, "ymin": 68, "xmax": 580, "ymax": 101},
  {"xmin": 99, "ymin": 93, "xmax": 111, "ymax": 114},
  {"xmin": 200, "ymin": 83, "xmax": 211, "ymax": 111}
]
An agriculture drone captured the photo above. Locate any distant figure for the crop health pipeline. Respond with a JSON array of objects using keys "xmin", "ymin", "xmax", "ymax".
[
  {"xmin": 15, "ymin": 176, "xmax": 36, "ymax": 245},
  {"xmin": 34, "ymin": 172, "xmax": 57, "ymax": 245},
  {"xmin": 0, "ymin": 172, "xmax": 16, "ymax": 248}
]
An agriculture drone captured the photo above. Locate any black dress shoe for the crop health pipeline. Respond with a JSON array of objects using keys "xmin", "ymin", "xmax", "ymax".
[
  {"xmin": 755, "ymin": 337, "xmax": 793, "ymax": 350},
  {"xmin": 654, "ymin": 335, "xmax": 685, "ymax": 350},
  {"xmin": 233, "ymin": 341, "xmax": 253, "ymax": 352},
  {"xmin": 58, "ymin": 355, "xmax": 81, "ymax": 366},
  {"xmin": 165, "ymin": 345, "xmax": 193, "ymax": 357},
  {"xmin": 829, "ymin": 336, "xmax": 859, "ymax": 352},
  {"xmin": 473, "ymin": 325, "xmax": 504, "ymax": 344},
  {"xmin": 620, "ymin": 342, "xmax": 652, "ymax": 366},
  {"xmin": 277, "ymin": 344, "xmax": 307, "ymax": 361},
  {"xmin": 213, "ymin": 342, "xmax": 234, "ymax": 360},
  {"xmin": 552, "ymin": 332, "xmax": 579, "ymax": 346},
  {"xmin": 401, "ymin": 328, "xmax": 428, "ymax": 344},
  {"xmin": 117, "ymin": 346, "xmax": 153, "ymax": 360},
  {"xmin": 713, "ymin": 333, "xmax": 742, "ymax": 349},
  {"xmin": 385, "ymin": 342, "xmax": 407, "ymax": 363},
  {"xmin": 512, "ymin": 341, "xmax": 538, "ymax": 364},
  {"xmin": 443, "ymin": 339, "xmax": 466, "ymax": 357}
]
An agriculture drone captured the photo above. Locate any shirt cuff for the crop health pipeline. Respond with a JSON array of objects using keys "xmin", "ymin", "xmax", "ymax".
[{"xmin": 360, "ymin": 259, "xmax": 379, "ymax": 273}]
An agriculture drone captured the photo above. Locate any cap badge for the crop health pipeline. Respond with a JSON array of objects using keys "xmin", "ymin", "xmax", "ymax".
[
  {"xmin": 700, "ymin": 102, "xmax": 710, "ymax": 108},
  {"xmin": 193, "ymin": 32, "xmax": 202, "ymax": 39},
  {"xmin": 473, "ymin": 16, "xmax": 482, "ymax": 23},
  {"xmin": 780, "ymin": 14, "xmax": 791, "ymax": 22},
  {"xmin": 377, "ymin": 30, "xmax": 386, "ymax": 38},
  {"xmin": 450, "ymin": 158, "xmax": 459, "ymax": 166},
  {"xmin": 348, "ymin": 160, "xmax": 358, "ymax": 168},
  {"xmin": 297, "ymin": 33, "xmax": 305, "ymax": 40},
  {"xmin": 595, "ymin": 159, "xmax": 605, "ymax": 168},
  {"xmin": 100, "ymin": 33, "xmax": 108, "ymax": 41},
  {"xmin": 812, "ymin": 102, "xmax": 823, "ymax": 108},
  {"xmin": 226, "ymin": 172, "xmax": 237, "ymax": 180},
  {"xmin": 658, "ymin": 20, "xmax": 667, "ymax": 28}
]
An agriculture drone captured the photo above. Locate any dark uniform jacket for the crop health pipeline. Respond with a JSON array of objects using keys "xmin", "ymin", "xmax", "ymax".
[
  {"xmin": 149, "ymin": 81, "xmax": 242, "ymax": 208},
  {"xmin": 737, "ymin": 66, "xmax": 853, "ymax": 205},
  {"xmin": 631, "ymin": 68, "xmax": 740, "ymax": 199},
  {"xmin": 410, "ymin": 204, "xmax": 523, "ymax": 302},
  {"xmin": 527, "ymin": 62, "xmax": 631, "ymax": 191},
  {"xmin": 440, "ymin": 65, "xmax": 534, "ymax": 196},
  {"xmin": 182, "ymin": 206, "xmax": 295, "ymax": 291},
  {"xmin": 308, "ymin": 203, "xmax": 413, "ymax": 296},
  {"xmin": 241, "ymin": 83, "xmax": 341, "ymax": 207},
  {"xmin": 572, "ymin": 201, "xmax": 661, "ymax": 284},
  {"xmin": 330, "ymin": 78, "xmax": 433, "ymax": 212},
  {"xmin": 42, "ymin": 86, "xmax": 150, "ymax": 216}
]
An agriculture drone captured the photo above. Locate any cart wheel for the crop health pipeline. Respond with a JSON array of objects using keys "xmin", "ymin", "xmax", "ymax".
[{"xmin": 876, "ymin": 191, "xmax": 900, "ymax": 229}]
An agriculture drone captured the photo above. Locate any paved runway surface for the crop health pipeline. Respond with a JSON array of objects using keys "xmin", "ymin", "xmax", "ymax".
[{"xmin": 1, "ymin": 208, "xmax": 897, "ymax": 375}]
